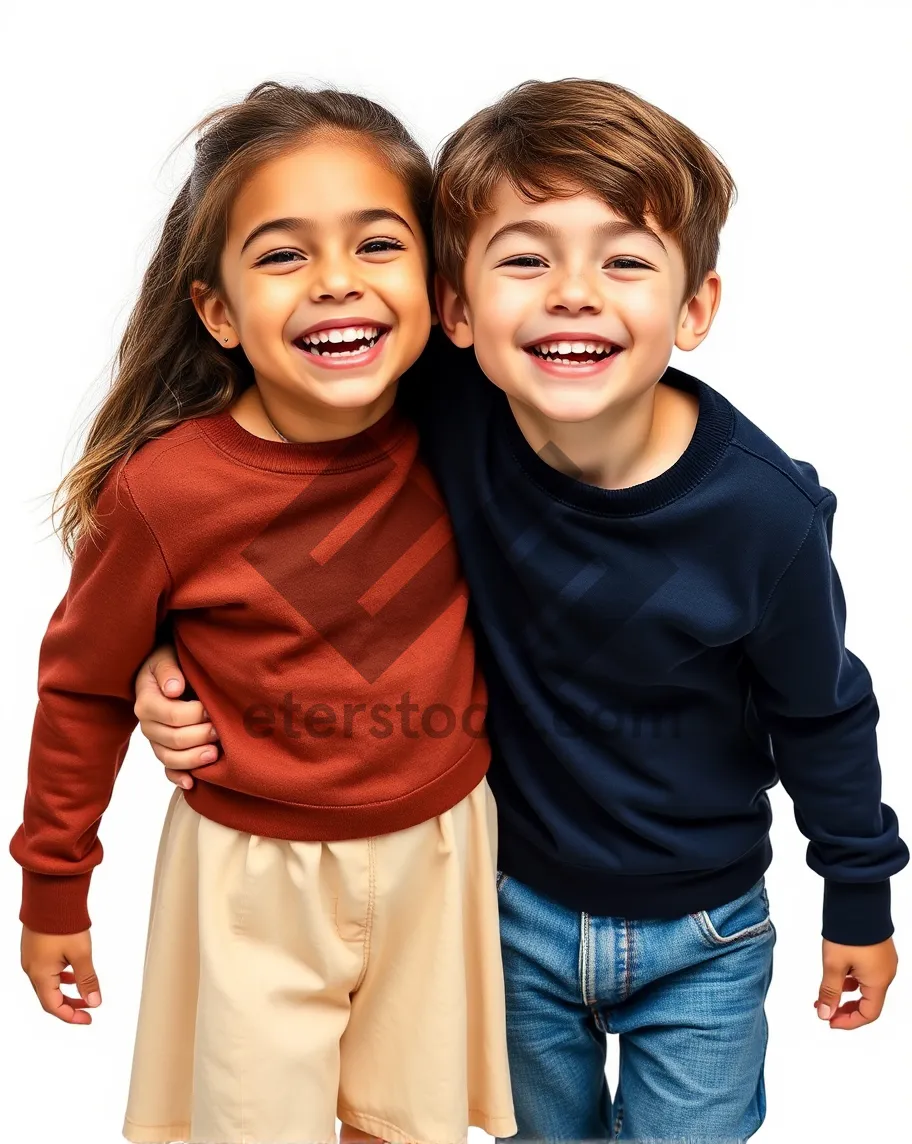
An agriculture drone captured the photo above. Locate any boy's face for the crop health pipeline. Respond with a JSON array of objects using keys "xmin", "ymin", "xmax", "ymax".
[{"xmin": 438, "ymin": 180, "xmax": 719, "ymax": 424}]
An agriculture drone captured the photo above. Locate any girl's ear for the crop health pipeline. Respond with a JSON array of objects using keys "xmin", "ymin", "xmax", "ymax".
[
  {"xmin": 434, "ymin": 273, "xmax": 474, "ymax": 348},
  {"xmin": 191, "ymin": 281, "xmax": 239, "ymax": 349}
]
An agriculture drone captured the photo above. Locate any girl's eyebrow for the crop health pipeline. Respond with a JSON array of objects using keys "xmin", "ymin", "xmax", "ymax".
[{"xmin": 240, "ymin": 209, "xmax": 414, "ymax": 254}]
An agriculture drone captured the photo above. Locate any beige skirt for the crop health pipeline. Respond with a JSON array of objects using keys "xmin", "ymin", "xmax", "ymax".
[{"xmin": 122, "ymin": 779, "xmax": 515, "ymax": 1144}]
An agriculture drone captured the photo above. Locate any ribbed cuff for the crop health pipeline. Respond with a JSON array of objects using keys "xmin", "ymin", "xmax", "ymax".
[
  {"xmin": 822, "ymin": 879, "xmax": 893, "ymax": 946},
  {"xmin": 20, "ymin": 871, "xmax": 93, "ymax": 934}
]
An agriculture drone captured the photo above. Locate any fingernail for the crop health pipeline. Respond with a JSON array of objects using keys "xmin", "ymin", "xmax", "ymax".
[
  {"xmin": 201, "ymin": 749, "xmax": 217, "ymax": 762},
  {"xmin": 165, "ymin": 678, "xmax": 182, "ymax": 695},
  {"xmin": 209, "ymin": 726, "xmax": 219, "ymax": 739},
  {"xmin": 818, "ymin": 1004, "xmax": 832, "ymax": 1020},
  {"xmin": 201, "ymin": 708, "xmax": 210, "ymax": 721},
  {"xmin": 87, "ymin": 992, "xmax": 101, "ymax": 1007},
  {"xmin": 181, "ymin": 778, "xmax": 193, "ymax": 789}
]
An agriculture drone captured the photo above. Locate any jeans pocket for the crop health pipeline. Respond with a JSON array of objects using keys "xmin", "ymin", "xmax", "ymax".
[
  {"xmin": 691, "ymin": 879, "xmax": 773, "ymax": 948},
  {"xmin": 495, "ymin": 869, "xmax": 509, "ymax": 893}
]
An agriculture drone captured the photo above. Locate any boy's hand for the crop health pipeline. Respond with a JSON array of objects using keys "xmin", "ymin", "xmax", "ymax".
[
  {"xmin": 21, "ymin": 926, "xmax": 101, "ymax": 1024},
  {"xmin": 816, "ymin": 937, "xmax": 898, "ymax": 1029},
  {"xmin": 133, "ymin": 644, "xmax": 221, "ymax": 789}
]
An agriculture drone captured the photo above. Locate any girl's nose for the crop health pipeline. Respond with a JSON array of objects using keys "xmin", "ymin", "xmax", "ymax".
[{"xmin": 310, "ymin": 256, "xmax": 364, "ymax": 303}]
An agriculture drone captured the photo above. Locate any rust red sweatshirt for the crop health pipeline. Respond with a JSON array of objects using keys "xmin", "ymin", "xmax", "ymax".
[{"xmin": 11, "ymin": 405, "xmax": 490, "ymax": 934}]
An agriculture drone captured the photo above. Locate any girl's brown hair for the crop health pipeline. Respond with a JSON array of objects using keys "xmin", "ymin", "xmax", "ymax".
[
  {"xmin": 433, "ymin": 78, "xmax": 735, "ymax": 302},
  {"xmin": 55, "ymin": 81, "xmax": 432, "ymax": 556}
]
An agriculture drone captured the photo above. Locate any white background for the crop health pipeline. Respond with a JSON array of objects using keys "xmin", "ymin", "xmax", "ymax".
[{"xmin": 2, "ymin": 1, "xmax": 910, "ymax": 1140}]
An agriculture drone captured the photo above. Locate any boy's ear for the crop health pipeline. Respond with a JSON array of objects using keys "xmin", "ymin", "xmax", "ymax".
[
  {"xmin": 191, "ymin": 281, "xmax": 239, "ymax": 349},
  {"xmin": 434, "ymin": 273, "xmax": 474, "ymax": 348},
  {"xmin": 675, "ymin": 271, "xmax": 721, "ymax": 352}
]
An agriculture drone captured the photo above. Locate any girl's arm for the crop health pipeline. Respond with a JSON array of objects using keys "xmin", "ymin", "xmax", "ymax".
[{"xmin": 11, "ymin": 463, "xmax": 172, "ymax": 937}]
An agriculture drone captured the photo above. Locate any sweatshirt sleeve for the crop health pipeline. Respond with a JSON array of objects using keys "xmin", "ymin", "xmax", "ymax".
[
  {"xmin": 10, "ymin": 465, "xmax": 172, "ymax": 934},
  {"xmin": 743, "ymin": 493, "xmax": 908, "ymax": 946}
]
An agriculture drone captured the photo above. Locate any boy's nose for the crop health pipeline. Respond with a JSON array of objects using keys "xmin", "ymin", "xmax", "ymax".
[{"xmin": 546, "ymin": 272, "xmax": 603, "ymax": 315}]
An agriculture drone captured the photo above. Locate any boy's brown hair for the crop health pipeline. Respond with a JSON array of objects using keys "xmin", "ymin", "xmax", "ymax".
[{"xmin": 433, "ymin": 78, "xmax": 735, "ymax": 302}]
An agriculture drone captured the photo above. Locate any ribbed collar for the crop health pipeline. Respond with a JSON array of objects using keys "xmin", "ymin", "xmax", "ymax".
[
  {"xmin": 194, "ymin": 404, "xmax": 410, "ymax": 475},
  {"xmin": 497, "ymin": 367, "xmax": 735, "ymax": 517}
]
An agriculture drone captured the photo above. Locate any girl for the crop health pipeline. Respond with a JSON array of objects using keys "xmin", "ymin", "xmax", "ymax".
[{"xmin": 12, "ymin": 81, "xmax": 515, "ymax": 1144}]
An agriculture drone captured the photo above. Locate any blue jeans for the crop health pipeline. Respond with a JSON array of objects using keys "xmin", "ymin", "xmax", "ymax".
[{"xmin": 496, "ymin": 873, "xmax": 775, "ymax": 1143}]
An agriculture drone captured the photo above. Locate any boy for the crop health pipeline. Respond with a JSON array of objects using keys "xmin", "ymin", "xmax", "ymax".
[{"xmin": 134, "ymin": 80, "xmax": 906, "ymax": 1140}]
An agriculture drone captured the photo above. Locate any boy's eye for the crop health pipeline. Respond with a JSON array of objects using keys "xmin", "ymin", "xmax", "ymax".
[
  {"xmin": 257, "ymin": 250, "xmax": 304, "ymax": 266},
  {"xmin": 500, "ymin": 255, "xmax": 547, "ymax": 269},
  {"xmin": 606, "ymin": 257, "xmax": 651, "ymax": 271},
  {"xmin": 359, "ymin": 238, "xmax": 407, "ymax": 255}
]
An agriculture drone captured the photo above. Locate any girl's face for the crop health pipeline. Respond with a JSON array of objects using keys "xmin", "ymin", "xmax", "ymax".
[{"xmin": 200, "ymin": 136, "xmax": 431, "ymax": 427}]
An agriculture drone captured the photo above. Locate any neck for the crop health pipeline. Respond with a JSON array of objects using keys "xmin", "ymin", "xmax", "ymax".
[
  {"xmin": 232, "ymin": 380, "xmax": 398, "ymax": 444},
  {"xmin": 507, "ymin": 381, "xmax": 699, "ymax": 490}
]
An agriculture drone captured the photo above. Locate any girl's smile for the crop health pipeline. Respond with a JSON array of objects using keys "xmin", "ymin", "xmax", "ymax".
[{"xmin": 292, "ymin": 317, "xmax": 390, "ymax": 371}]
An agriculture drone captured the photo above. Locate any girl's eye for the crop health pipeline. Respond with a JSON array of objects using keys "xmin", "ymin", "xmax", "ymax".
[
  {"xmin": 359, "ymin": 238, "xmax": 407, "ymax": 255},
  {"xmin": 606, "ymin": 257, "xmax": 651, "ymax": 270},
  {"xmin": 501, "ymin": 256, "xmax": 547, "ymax": 269},
  {"xmin": 257, "ymin": 250, "xmax": 304, "ymax": 266}
]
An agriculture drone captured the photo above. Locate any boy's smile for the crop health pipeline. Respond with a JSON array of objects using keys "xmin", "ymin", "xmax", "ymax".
[{"xmin": 523, "ymin": 331, "xmax": 624, "ymax": 376}]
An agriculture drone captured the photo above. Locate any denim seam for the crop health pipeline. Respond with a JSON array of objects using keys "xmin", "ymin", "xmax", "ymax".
[
  {"xmin": 692, "ymin": 910, "xmax": 773, "ymax": 948},
  {"xmin": 621, "ymin": 918, "xmax": 633, "ymax": 1000},
  {"xmin": 582, "ymin": 911, "xmax": 611, "ymax": 1034},
  {"xmin": 587, "ymin": 915, "xmax": 596, "ymax": 1009},
  {"xmin": 579, "ymin": 912, "xmax": 591, "ymax": 1005}
]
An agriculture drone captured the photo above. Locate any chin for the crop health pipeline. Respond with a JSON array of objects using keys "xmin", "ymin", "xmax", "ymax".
[
  {"xmin": 307, "ymin": 374, "xmax": 397, "ymax": 409},
  {"xmin": 514, "ymin": 381, "xmax": 616, "ymax": 425}
]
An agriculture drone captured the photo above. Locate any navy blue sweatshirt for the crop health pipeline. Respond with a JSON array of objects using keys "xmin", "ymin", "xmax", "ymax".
[{"xmin": 401, "ymin": 336, "xmax": 907, "ymax": 945}]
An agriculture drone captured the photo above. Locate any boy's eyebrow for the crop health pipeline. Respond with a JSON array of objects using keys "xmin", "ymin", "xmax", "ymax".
[
  {"xmin": 240, "ymin": 209, "xmax": 414, "ymax": 254},
  {"xmin": 596, "ymin": 220, "xmax": 667, "ymax": 253},
  {"xmin": 484, "ymin": 220, "xmax": 558, "ymax": 252},
  {"xmin": 484, "ymin": 218, "xmax": 667, "ymax": 254}
]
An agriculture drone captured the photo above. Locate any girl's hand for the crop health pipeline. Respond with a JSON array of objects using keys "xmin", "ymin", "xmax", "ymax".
[
  {"xmin": 21, "ymin": 926, "xmax": 101, "ymax": 1024},
  {"xmin": 133, "ymin": 644, "xmax": 221, "ymax": 789},
  {"xmin": 815, "ymin": 937, "xmax": 898, "ymax": 1029}
]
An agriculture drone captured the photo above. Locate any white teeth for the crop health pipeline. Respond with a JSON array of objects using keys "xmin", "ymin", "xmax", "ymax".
[
  {"xmin": 298, "ymin": 325, "xmax": 385, "ymax": 355},
  {"xmin": 305, "ymin": 326, "xmax": 383, "ymax": 343},
  {"xmin": 533, "ymin": 339, "xmax": 616, "ymax": 357}
]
